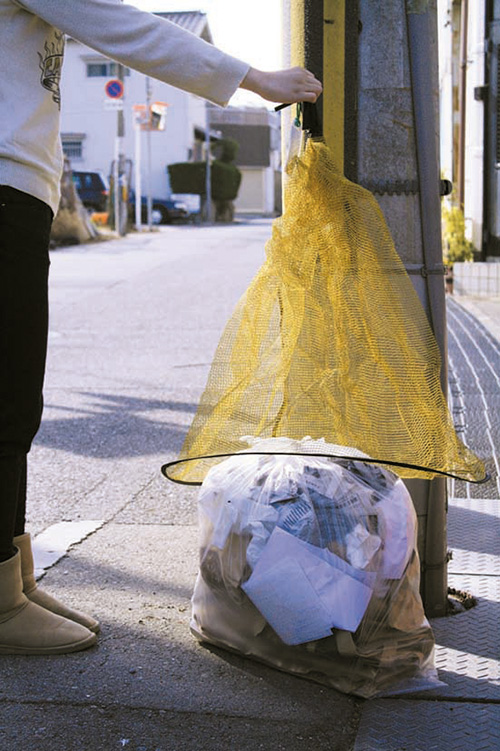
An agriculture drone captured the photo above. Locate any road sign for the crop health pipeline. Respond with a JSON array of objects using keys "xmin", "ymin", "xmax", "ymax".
[
  {"xmin": 149, "ymin": 101, "xmax": 168, "ymax": 131},
  {"xmin": 132, "ymin": 101, "xmax": 168, "ymax": 131},
  {"xmin": 105, "ymin": 79, "xmax": 124, "ymax": 99},
  {"xmin": 132, "ymin": 103, "xmax": 148, "ymax": 127}
]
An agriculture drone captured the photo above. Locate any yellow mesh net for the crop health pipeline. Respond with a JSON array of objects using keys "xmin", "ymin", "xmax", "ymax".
[{"xmin": 164, "ymin": 139, "xmax": 485, "ymax": 485}]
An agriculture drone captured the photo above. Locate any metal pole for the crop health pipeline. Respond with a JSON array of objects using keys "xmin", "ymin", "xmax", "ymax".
[
  {"xmin": 134, "ymin": 117, "xmax": 142, "ymax": 230},
  {"xmin": 113, "ymin": 136, "xmax": 120, "ymax": 235},
  {"xmin": 146, "ymin": 76, "xmax": 153, "ymax": 231},
  {"xmin": 288, "ymin": 0, "xmax": 447, "ymax": 615},
  {"xmin": 117, "ymin": 62, "xmax": 126, "ymax": 236},
  {"xmin": 323, "ymin": 0, "xmax": 344, "ymax": 170},
  {"xmin": 205, "ymin": 102, "xmax": 212, "ymax": 223},
  {"xmin": 405, "ymin": 0, "xmax": 449, "ymax": 617},
  {"xmin": 457, "ymin": 0, "xmax": 469, "ymax": 208},
  {"xmin": 114, "ymin": 0, "xmax": 125, "ymax": 235}
]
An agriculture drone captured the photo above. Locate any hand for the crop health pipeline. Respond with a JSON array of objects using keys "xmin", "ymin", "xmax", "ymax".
[{"xmin": 240, "ymin": 66, "xmax": 322, "ymax": 104}]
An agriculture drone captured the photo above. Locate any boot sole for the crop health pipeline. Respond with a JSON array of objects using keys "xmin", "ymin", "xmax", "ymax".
[{"xmin": 0, "ymin": 631, "xmax": 97, "ymax": 655}]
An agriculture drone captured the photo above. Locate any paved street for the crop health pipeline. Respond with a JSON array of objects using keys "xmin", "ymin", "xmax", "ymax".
[
  {"xmin": 29, "ymin": 220, "xmax": 271, "ymax": 536},
  {"xmin": 0, "ymin": 221, "xmax": 498, "ymax": 750}
]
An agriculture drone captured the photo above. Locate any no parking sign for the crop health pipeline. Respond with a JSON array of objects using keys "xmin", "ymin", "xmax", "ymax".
[
  {"xmin": 104, "ymin": 79, "xmax": 124, "ymax": 110},
  {"xmin": 105, "ymin": 79, "xmax": 124, "ymax": 99}
]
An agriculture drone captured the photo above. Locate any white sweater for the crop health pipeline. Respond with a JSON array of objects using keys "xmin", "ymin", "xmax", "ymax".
[{"xmin": 0, "ymin": 0, "xmax": 250, "ymax": 213}]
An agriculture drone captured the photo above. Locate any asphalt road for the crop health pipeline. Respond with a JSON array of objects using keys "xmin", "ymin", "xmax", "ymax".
[
  {"xmin": 29, "ymin": 220, "xmax": 271, "ymax": 535},
  {"xmin": 4, "ymin": 219, "xmax": 360, "ymax": 751},
  {"xmin": 30, "ymin": 223, "xmax": 500, "ymax": 533}
]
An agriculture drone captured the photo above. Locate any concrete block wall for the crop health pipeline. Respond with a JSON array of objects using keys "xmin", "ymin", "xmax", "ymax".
[{"xmin": 453, "ymin": 262, "xmax": 500, "ymax": 296}]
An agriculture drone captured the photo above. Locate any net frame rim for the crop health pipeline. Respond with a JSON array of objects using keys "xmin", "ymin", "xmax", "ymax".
[{"xmin": 161, "ymin": 451, "xmax": 490, "ymax": 486}]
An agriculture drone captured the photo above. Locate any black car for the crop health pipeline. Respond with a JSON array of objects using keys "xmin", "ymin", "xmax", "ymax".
[
  {"xmin": 72, "ymin": 171, "xmax": 110, "ymax": 212},
  {"xmin": 72, "ymin": 171, "xmax": 188, "ymax": 224},
  {"xmin": 128, "ymin": 190, "xmax": 189, "ymax": 225}
]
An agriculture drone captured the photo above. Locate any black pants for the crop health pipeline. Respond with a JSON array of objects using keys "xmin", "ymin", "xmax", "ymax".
[{"xmin": 0, "ymin": 186, "xmax": 52, "ymax": 561}]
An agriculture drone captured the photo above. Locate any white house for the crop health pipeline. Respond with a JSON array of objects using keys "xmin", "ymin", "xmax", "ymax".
[
  {"xmin": 437, "ymin": 1, "xmax": 500, "ymax": 262},
  {"xmin": 59, "ymin": 11, "xmax": 214, "ymax": 201}
]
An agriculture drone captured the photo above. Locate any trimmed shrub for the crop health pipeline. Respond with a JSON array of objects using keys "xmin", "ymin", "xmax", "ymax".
[
  {"xmin": 168, "ymin": 162, "xmax": 207, "ymax": 196},
  {"xmin": 211, "ymin": 160, "xmax": 242, "ymax": 201},
  {"xmin": 168, "ymin": 160, "xmax": 242, "ymax": 201}
]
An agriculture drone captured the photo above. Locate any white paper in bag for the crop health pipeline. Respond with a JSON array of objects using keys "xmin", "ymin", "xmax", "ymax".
[{"xmin": 242, "ymin": 527, "xmax": 375, "ymax": 644}]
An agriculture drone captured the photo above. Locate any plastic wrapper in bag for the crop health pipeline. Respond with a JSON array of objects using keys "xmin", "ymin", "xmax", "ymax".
[{"xmin": 190, "ymin": 437, "xmax": 441, "ymax": 699}]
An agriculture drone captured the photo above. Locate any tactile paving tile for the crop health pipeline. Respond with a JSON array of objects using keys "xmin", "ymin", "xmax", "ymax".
[
  {"xmin": 353, "ymin": 700, "xmax": 500, "ymax": 751},
  {"xmin": 448, "ymin": 548, "xmax": 500, "ymax": 575},
  {"xmin": 447, "ymin": 298, "xmax": 500, "ymax": 501},
  {"xmin": 447, "ymin": 498, "xmax": 500, "ymax": 575},
  {"xmin": 429, "ymin": 575, "xmax": 500, "ymax": 700}
]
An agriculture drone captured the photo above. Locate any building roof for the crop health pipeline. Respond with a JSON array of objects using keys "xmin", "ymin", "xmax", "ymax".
[{"xmin": 153, "ymin": 11, "xmax": 213, "ymax": 44}]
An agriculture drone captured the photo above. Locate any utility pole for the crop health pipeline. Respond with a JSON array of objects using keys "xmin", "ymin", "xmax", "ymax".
[
  {"xmin": 117, "ymin": 61, "xmax": 127, "ymax": 236},
  {"xmin": 204, "ymin": 102, "xmax": 212, "ymax": 223},
  {"xmin": 115, "ymin": 0, "xmax": 127, "ymax": 236},
  {"xmin": 283, "ymin": 0, "xmax": 449, "ymax": 616},
  {"xmin": 145, "ymin": 76, "xmax": 153, "ymax": 230},
  {"xmin": 457, "ymin": 0, "xmax": 469, "ymax": 209}
]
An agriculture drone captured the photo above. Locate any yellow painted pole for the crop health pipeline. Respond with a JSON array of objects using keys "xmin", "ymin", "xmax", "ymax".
[
  {"xmin": 281, "ymin": 0, "xmax": 306, "ymax": 189},
  {"xmin": 290, "ymin": 0, "xmax": 305, "ymax": 67},
  {"xmin": 323, "ymin": 0, "xmax": 345, "ymax": 171}
]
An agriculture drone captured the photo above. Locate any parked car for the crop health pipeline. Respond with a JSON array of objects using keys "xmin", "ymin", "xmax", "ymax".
[
  {"xmin": 72, "ymin": 170, "xmax": 188, "ymax": 224},
  {"xmin": 128, "ymin": 190, "xmax": 189, "ymax": 225},
  {"xmin": 72, "ymin": 171, "xmax": 109, "ymax": 212}
]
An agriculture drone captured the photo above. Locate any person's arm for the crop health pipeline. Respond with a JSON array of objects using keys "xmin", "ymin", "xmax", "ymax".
[
  {"xmin": 15, "ymin": 0, "xmax": 249, "ymax": 106},
  {"xmin": 15, "ymin": 0, "xmax": 321, "ymax": 107}
]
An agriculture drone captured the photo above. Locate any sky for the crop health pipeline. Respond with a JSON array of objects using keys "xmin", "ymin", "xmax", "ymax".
[{"xmin": 126, "ymin": 0, "xmax": 282, "ymax": 106}]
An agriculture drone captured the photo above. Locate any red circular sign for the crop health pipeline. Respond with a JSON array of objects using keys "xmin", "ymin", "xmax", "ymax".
[{"xmin": 105, "ymin": 79, "xmax": 124, "ymax": 99}]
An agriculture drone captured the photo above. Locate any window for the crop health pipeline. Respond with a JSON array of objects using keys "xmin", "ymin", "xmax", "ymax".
[
  {"xmin": 86, "ymin": 61, "xmax": 130, "ymax": 77},
  {"xmin": 61, "ymin": 136, "xmax": 84, "ymax": 161}
]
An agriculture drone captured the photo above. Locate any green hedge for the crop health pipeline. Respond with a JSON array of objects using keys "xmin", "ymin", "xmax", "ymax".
[
  {"xmin": 167, "ymin": 162, "xmax": 206, "ymax": 196},
  {"xmin": 168, "ymin": 160, "xmax": 241, "ymax": 201},
  {"xmin": 212, "ymin": 160, "xmax": 242, "ymax": 201}
]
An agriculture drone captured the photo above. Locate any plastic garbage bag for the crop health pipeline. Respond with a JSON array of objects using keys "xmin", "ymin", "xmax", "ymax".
[{"xmin": 190, "ymin": 437, "xmax": 441, "ymax": 698}]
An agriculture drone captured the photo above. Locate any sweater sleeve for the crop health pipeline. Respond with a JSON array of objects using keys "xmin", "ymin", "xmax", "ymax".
[{"xmin": 14, "ymin": 0, "xmax": 251, "ymax": 106}]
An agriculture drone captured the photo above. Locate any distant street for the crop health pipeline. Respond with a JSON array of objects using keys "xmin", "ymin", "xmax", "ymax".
[
  {"xmin": 29, "ymin": 219, "xmax": 269, "ymax": 535},
  {"xmin": 28, "ymin": 225, "xmax": 500, "ymax": 533}
]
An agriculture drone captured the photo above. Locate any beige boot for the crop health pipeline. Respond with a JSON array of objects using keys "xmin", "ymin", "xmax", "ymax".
[
  {"xmin": 0, "ymin": 550, "xmax": 97, "ymax": 654},
  {"xmin": 14, "ymin": 533, "xmax": 100, "ymax": 634}
]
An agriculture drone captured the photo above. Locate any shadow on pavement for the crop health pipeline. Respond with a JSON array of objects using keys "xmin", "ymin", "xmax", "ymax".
[{"xmin": 35, "ymin": 393, "xmax": 199, "ymax": 459}]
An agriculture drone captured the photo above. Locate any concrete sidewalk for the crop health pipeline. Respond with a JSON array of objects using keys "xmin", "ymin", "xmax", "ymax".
[{"xmin": 0, "ymin": 523, "xmax": 360, "ymax": 750}]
